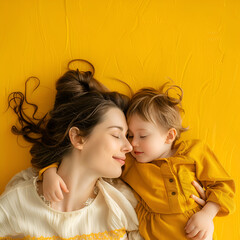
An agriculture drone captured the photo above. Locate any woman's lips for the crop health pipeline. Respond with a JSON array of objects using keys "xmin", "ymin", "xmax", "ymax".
[{"xmin": 113, "ymin": 156, "xmax": 126, "ymax": 165}]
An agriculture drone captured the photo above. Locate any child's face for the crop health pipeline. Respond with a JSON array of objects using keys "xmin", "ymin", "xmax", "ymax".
[{"xmin": 128, "ymin": 113, "xmax": 171, "ymax": 163}]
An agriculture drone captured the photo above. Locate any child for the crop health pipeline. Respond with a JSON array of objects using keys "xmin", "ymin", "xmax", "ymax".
[{"xmin": 41, "ymin": 84, "xmax": 235, "ymax": 240}]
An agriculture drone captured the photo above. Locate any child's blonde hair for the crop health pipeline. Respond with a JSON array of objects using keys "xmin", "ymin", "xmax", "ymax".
[{"xmin": 127, "ymin": 83, "xmax": 188, "ymax": 141}]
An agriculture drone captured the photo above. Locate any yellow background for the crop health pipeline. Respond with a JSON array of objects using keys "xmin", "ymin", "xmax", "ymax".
[{"xmin": 0, "ymin": 1, "xmax": 239, "ymax": 239}]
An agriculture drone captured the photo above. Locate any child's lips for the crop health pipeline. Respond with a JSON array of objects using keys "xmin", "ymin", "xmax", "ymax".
[{"xmin": 134, "ymin": 151, "xmax": 144, "ymax": 155}]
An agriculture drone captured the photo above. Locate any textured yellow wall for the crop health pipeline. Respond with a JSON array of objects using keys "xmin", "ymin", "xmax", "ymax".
[{"xmin": 0, "ymin": 1, "xmax": 239, "ymax": 239}]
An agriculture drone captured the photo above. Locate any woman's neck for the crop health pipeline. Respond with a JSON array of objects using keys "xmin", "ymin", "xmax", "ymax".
[{"xmin": 52, "ymin": 151, "xmax": 99, "ymax": 212}]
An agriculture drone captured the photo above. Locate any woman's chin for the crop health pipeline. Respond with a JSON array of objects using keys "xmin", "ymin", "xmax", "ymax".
[{"xmin": 104, "ymin": 169, "xmax": 122, "ymax": 179}]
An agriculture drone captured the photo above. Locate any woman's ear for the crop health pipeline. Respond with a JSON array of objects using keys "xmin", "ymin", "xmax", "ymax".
[
  {"xmin": 69, "ymin": 127, "xmax": 84, "ymax": 150},
  {"xmin": 165, "ymin": 128, "xmax": 177, "ymax": 144}
]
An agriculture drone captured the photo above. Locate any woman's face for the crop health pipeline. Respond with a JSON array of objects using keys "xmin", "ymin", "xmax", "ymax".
[{"xmin": 80, "ymin": 107, "xmax": 132, "ymax": 178}]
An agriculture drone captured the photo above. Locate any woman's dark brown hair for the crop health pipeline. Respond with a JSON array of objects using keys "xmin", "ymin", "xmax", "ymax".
[{"xmin": 8, "ymin": 60, "xmax": 130, "ymax": 170}]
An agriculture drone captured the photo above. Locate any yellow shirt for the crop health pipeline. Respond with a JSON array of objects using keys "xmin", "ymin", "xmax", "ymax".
[
  {"xmin": 34, "ymin": 140, "xmax": 235, "ymax": 239},
  {"xmin": 121, "ymin": 139, "xmax": 235, "ymax": 216}
]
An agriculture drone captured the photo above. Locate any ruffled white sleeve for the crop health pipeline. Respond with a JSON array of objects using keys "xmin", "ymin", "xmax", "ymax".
[
  {"xmin": 3, "ymin": 167, "xmax": 37, "ymax": 194},
  {"xmin": 100, "ymin": 178, "xmax": 143, "ymax": 240}
]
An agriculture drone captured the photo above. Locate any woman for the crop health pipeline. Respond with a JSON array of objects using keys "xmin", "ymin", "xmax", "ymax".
[{"xmin": 0, "ymin": 60, "xmax": 207, "ymax": 239}]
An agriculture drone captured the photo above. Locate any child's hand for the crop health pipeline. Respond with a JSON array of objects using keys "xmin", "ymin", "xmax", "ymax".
[
  {"xmin": 185, "ymin": 210, "xmax": 214, "ymax": 240},
  {"xmin": 42, "ymin": 167, "xmax": 69, "ymax": 202},
  {"xmin": 191, "ymin": 180, "xmax": 206, "ymax": 206}
]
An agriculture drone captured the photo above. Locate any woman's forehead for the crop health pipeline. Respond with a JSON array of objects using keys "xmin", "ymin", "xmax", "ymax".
[{"xmin": 100, "ymin": 108, "xmax": 128, "ymax": 130}]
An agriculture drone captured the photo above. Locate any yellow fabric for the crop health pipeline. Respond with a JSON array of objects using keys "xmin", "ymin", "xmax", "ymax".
[
  {"xmin": 38, "ymin": 163, "xmax": 59, "ymax": 180},
  {"xmin": 121, "ymin": 139, "xmax": 235, "ymax": 240},
  {"xmin": 0, "ymin": 228, "xmax": 126, "ymax": 240},
  {"xmin": 1, "ymin": 1, "xmax": 240, "ymax": 239}
]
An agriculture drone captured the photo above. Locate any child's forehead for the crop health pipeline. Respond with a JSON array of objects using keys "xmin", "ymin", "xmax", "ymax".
[
  {"xmin": 128, "ymin": 110, "xmax": 155, "ymax": 123},
  {"xmin": 127, "ymin": 112, "xmax": 148, "ymax": 122},
  {"xmin": 128, "ymin": 113, "xmax": 159, "ymax": 128},
  {"xmin": 127, "ymin": 112, "xmax": 170, "ymax": 134}
]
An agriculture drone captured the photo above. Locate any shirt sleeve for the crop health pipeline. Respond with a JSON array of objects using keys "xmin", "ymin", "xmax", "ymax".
[
  {"xmin": 195, "ymin": 141, "xmax": 235, "ymax": 216},
  {"xmin": 3, "ymin": 168, "xmax": 37, "ymax": 194},
  {"xmin": 111, "ymin": 179, "xmax": 144, "ymax": 240},
  {"xmin": 112, "ymin": 178, "xmax": 138, "ymax": 209},
  {"xmin": 0, "ymin": 198, "xmax": 19, "ymax": 237},
  {"xmin": 38, "ymin": 162, "xmax": 59, "ymax": 180},
  {"xmin": 127, "ymin": 230, "xmax": 144, "ymax": 240}
]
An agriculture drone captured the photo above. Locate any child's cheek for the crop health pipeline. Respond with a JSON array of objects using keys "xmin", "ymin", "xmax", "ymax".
[{"xmin": 142, "ymin": 141, "xmax": 151, "ymax": 153}]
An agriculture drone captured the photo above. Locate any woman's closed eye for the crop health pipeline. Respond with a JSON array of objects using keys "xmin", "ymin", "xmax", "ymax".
[{"xmin": 112, "ymin": 134, "xmax": 120, "ymax": 139}]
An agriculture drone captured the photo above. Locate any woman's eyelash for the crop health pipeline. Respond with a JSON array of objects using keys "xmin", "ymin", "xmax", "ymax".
[{"xmin": 112, "ymin": 135, "xmax": 120, "ymax": 139}]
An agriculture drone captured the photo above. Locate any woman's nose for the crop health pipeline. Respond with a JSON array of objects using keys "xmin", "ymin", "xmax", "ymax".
[{"xmin": 122, "ymin": 138, "xmax": 133, "ymax": 153}]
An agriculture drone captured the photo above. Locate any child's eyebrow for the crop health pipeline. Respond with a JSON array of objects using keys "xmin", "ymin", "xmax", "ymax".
[{"xmin": 132, "ymin": 128, "xmax": 148, "ymax": 131}]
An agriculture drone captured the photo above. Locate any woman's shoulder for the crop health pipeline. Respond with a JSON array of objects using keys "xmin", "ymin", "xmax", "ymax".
[
  {"xmin": 1, "ymin": 168, "xmax": 37, "ymax": 197},
  {"xmin": 100, "ymin": 178, "xmax": 137, "ymax": 208},
  {"xmin": 0, "ymin": 181, "xmax": 34, "ymax": 209},
  {"xmin": 97, "ymin": 178, "xmax": 139, "ymax": 231},
  {"xmin": 110, "ymin": 178, "xmax": 138, "ymax": 208}
]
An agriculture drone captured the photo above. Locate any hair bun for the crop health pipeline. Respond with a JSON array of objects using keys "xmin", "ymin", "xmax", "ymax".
[
  {"xmin": 67, "ymin": 59, "xmax": 98, "ymax": 92},
  {"xmin": 76, "ymin": 69, "xmax": 91, "ymax": 91},
  {"xmin": 68, "ymin": 59, "xmax": 95, "ymax": 75},
  {"xmin": 54, "ymin": 59, "xmax": 109, "ymax": 108}
]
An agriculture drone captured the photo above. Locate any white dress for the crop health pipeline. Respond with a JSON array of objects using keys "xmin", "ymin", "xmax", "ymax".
[{"xmin": 0, "ymin": 168, "xmax": 143, "ymax": 240}]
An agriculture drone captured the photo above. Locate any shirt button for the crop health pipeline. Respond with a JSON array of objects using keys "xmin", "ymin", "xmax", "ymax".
[
  {"xmin": 171, "ymin": 191, "xmax": 176, "ymax": 195},
  {"xmin": 169, "ymin": 178, "xmax": 174, "ymax": 182}
]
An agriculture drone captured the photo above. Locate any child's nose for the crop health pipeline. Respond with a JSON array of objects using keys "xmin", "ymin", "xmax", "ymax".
[{"xmin": 131, "ymin": 138, "xmax": 138, "ymax": 147}]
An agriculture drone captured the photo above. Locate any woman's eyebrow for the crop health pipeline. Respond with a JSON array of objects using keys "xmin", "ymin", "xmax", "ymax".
[{"xmin": 107, "ymin": 126, "xmax": 124, "ymax": 131}]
